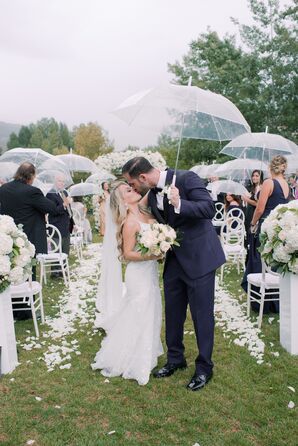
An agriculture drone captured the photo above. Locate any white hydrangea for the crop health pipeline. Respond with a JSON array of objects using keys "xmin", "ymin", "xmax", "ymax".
[
  {"xmin": 0, "ymin": 215, "xmax": 17, "ymax": 235},
  {"xmin": 0, "ymin": 233, "xmax": 13, "ymax": 255},
  {"xmin": 9, "ymin": 266, "xmax": 24, "ymax": 284},
  {"xmin": 95, "ymin": 150, "xmax": 166, "ymax": 175},
  {"xmin": 289, "ymin": 258, "xmax": 298, "ymax": 274},
  {"xmin": 272, "ymin": 244, "xmax": 291, "ymax": 264},
  {"xmin": 0, "ymin": 255, "xmax": 11, "ymax": 275},
  {"xmin": 15, "ymin": 248, "xmax": 32, "ymax": 267},
  {"xmin": 284, "ymin": 229, "xmax": 298, "ymax": 253},
  {"xmin": 15, "ymin": 236, "xmax": 25, "ymax": 248}
]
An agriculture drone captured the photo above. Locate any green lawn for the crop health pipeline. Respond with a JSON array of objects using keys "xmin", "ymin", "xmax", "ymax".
[{"xmin": 0, "ymin": 241, "xmax": 297, "ymax": 446}]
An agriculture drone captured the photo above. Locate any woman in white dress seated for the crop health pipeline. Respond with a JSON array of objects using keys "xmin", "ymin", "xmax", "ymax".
[
  {"xmin": 92, "ymin": 181, "xmax": 163, "ymax": 386},
  {"xmin": 71, "ymin": 198, "xmax": 92, "ymax": 244}
]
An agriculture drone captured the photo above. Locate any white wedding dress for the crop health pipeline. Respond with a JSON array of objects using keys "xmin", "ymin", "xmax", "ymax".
[{"xmin": 92, "ymin": 222, "xmax": 163, "ymax": 386}]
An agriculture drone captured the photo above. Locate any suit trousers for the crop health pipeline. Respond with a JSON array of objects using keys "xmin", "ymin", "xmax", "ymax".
[{"xmin": 164, "ymin": 254, "xmax": 215, "ymax": 375}]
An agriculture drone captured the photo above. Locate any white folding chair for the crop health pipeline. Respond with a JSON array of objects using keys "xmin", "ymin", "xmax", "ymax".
[
  {"xmin": 212, "ymin": 202, "xmax": 225, "ymax": 229},
  {"xmin": 247, "ymin": 260, "xmax": 280, "ymax": 328},
  {"xmin": 70, "ymin": 208, "xmax": 84, "ymax": 259},
  {"xmin": 226, "ymin": 207, "xmax": 245, "ymax": 222},
  {"xmin": 37, "ymin": 224, "xmax": 70, "ymax": 287},
  {"xmin": 220, "ymin": 217, "xmax": 246, "ymax": 283},
  {"xmin": 11, "ymin": 275, "xmax": 45, "ymax": 337}
]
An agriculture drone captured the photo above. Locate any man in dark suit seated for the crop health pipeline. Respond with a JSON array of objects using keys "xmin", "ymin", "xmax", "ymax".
[{"xmin": 0, "ymin": 162, "xmax": 69, "ymax": 318}]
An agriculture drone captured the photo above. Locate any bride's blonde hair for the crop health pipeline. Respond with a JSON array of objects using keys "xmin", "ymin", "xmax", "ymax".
[{"xmin": 109, "ymin": 181, "xmax": 128, "ymax": 260}]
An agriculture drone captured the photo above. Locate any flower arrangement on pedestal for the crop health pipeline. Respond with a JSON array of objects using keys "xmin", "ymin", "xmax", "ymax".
[
  {"xmin": 95, "ymin": 150, "xmax": 167, "ymax": 176},
  {"xmin": 259, "ymin": 201, "xmax": 298, "ymax": 274},
  {"xmin": 0, "ymin": 215, "xmax": 35, "ymax": 292}
]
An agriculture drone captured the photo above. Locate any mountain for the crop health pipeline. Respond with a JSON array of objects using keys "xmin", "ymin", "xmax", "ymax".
[{"xmin": 0, "ymin": 121, "xmax": 22, "ymax": 152}]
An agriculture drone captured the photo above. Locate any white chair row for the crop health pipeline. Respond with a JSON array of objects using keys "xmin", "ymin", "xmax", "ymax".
[
  {"xmin": 213, "ymin": 202, "xmax": 245, "ymax": 227},
  {"xmin": 70, "ymin": 208, "xmax": 84, "ymax": 260},
  {"xmin": 219, "ymin": 216, "xmax": 246, "ymax": 283}
]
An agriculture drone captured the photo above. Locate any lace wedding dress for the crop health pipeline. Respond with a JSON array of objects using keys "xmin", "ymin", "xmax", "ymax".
[{"xmin": 92, "ymin": 222, "xmax": 163, "ymax": 386}]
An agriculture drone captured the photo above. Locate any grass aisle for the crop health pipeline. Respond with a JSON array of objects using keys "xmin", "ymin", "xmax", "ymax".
[{"xmin": 0, "ymin": 244, "xmax": 297, "ymax": 446}]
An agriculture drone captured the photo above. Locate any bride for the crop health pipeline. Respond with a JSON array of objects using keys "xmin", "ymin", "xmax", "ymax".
[{"xmin": 92, "ymin": 181, "xmax": 163, "ymax": 385}]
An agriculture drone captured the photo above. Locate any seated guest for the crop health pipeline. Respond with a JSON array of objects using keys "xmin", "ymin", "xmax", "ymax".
[
  {"xmin": 224, "ymin": 193, "xmax": 243, "ymax": 214},
  {"xmin": 0, "ymin": 162, "xmax": 66, "ymax": 318}
]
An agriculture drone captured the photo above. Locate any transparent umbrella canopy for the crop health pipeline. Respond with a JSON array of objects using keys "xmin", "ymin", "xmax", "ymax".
[
  {"xmin": 34, "ymin": 169, "xmax": 73, "ymax": 194},
  {"xmin": 215, "ymin": 159, "xmax": 269, "ymax": 180},
  {"xmin": 85, "ymin": 171, "xmax": 116, "ymax": 184},
  {"xmin": 0, "ymin": 147, "xmax": 64, "ymax": 169},
  {"xmin": 207, "ymin": 179, "xmax": 249, "ymax": 196},
  {"xmin": 190, "ymin": 164, "xmax": 221, "ymax": 178},
  {"xmin": 113, "ymin": 82, "xmax": 250, "ymax": 175},
  {"xmin": 56, "ymin": 154, "xmax": 98, "ymax": 173},
  {"xmin": 286, "ymin": 155, "xmax": 298, "ymax": 174},
  {"xmin": 68, "ymin": 183, "xmax": 100, "ymax": 197},
  {"xmin": 220, "ymin": 133, "xmax": 298, "ymax": 162},
  {"xmin": 0, "ymin": 162, "xmax": 19, "ymax": 181}
]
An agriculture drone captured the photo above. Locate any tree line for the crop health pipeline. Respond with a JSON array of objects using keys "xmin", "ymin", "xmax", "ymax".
[{"xmin": 7, "ymin": 118, "xmax": 113, "ymax": 160}]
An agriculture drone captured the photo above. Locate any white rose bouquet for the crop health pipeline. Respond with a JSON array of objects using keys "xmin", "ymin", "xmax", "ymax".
[
  {"xmin": 136, "ymin": 223, "xmax": 179, "ymax": 257},
  {"xmin": 259, "ymin": 201, "xmax": 298, "ymax": 274},
  {"xmin": 0, "ymin": 215, "xmax": 35, "ymax": 292}
]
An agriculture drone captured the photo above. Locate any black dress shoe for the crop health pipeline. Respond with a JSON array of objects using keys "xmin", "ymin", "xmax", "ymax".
[
  {"xmin": 186, "ymin": 372, "xmax": 213, "ymax": 391},
  {"xmin": 153, "ymin": 361, "xmax": 187, "ymax": 378}
]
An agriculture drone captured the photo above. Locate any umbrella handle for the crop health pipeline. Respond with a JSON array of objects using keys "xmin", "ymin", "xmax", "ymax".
[{"xmin": 171, "ymin": 174, "xmax": 176, "ymax": 186}]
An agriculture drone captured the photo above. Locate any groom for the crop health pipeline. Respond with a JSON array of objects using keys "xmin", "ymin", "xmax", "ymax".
[{"xmin": 122, "ymin": 157, "xmax": 225, "ymax": 391}]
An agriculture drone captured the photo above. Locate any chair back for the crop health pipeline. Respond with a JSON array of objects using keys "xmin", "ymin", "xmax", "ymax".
[
  {"xmin": 213, "ymin": 202, "xmax": 225, "ymax": 222},
  {"xmin": 221, "ymin": 217, "xmax": 245, "ymax": 247},
  {"xmin": 46, "ymin": 224, "xmax": 62, "ymax": 254},
  {"xmin": 226, "ymin": 207, "xmax": 245, "ymax": 221}
]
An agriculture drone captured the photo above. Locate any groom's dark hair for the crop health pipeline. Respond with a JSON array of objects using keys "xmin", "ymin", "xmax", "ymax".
[{"xmin": 122, "ymin": 157, "xmax": 154, "ymax": 178}]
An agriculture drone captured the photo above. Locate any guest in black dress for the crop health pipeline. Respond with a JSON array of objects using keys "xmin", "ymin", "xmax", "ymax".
[
  {"xmin": 242, "ymin": 169, "xmax": 263, "ymax": 233},
  {"xmin": 242, "ymin": 155, "xmax": 290, "ymax": 313}
]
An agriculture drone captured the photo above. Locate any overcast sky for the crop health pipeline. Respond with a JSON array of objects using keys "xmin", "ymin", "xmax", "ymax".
[{"xmin": 0, "ymin": 0, "xmax": 290, "ymax": 149}]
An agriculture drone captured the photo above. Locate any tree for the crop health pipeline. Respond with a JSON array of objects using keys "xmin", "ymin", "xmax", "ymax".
[
  {"xmin": 7, "ymin": 132, "xmax": 20, "ymax": 149},
  {"xmin": 18, "ymin": 126, "xmax": 32, "ymax": 147},
  {"xmin": 73, "ymin": 122, "xmax": 113, "ymax": 160}
]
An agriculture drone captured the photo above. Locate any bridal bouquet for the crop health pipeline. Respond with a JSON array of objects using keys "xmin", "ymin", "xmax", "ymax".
[
  {"xmin": 259, "ymin": 201, "xmax": 298, "ymax": 274},
  {"xmin": 136, "ymin": 223, "xmax": 179, "ymax": 257},
  {"xmin": 0, "ymin": 215, "xmax": 35, "ymax": 292}
]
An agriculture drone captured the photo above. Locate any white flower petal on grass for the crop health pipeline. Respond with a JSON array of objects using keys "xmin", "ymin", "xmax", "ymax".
[
  {"xmin": 288, "ymin": 386, "xmax": 295, "ymax": 393},
  {"xmin": 288, "ymin": 401, "xmax": 295, "ymax": 409},
  {"xmin": 35, "ymin": 396, "xmax": 42, "ymax": 402},
  {"xmin": 268, "ymin": 317, "xmax": 275, "ymax": 324},
  {"xmin": 26, "ymin": 441, "xmax": 35, "ymax": 445},
  {"xmin": 271, "ymin": 352, "xmax": 280, "ymax": 357},
  {"xmin": 107, "ymin": 431, "xmax": 116, "ymax": 435},
  {"xmin": 104, "ymin": 379, "xmax": 110, "ymax": 383},
  {"xmin": 59, "ymin": 363, "xmax": 71, "ymax": 370},
  {"xmin": 54, "ymin": 405, "xmax": 61, "ymax": 409}
]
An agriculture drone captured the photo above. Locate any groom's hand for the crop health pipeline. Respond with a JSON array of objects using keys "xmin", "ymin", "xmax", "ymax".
[{"xmin": 169, "ymin": 185, "xmax": 180, "ymax": 208}]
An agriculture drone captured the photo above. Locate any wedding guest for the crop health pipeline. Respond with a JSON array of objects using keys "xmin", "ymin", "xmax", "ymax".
[
  {"xmin": 288, "ymin": 175, "xmax": 297, "ymax": 200},
  {"xmin": 224, "ymin": 193, "xmax": 242, "ymax": 214},
  {"xmin": 242, "ymin": 155, "xmax": 290, "ymax": 312},
  {"xmin": 0, "ymin": 162, "xmax": 65, "ymax": 318},
  {"xmin": 99, "ymin": 181, "xmax": 110, "ymax": 236},
  {"xmin": 242, "ymin": 169, "xmax": 264, "ymax": 236}
]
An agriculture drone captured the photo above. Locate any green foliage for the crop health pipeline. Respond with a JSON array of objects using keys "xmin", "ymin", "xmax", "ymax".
[{"xmin": 73, "ymin": 122, "xmax": 113, "ymax": 160}]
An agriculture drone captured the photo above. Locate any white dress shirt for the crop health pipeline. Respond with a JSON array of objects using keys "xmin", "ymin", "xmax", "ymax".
[{"xmin": 156, "ymin": 171, "xmax": 180, "ymax": 214}]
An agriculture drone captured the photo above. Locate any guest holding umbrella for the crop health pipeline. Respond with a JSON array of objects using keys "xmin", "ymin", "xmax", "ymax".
[{"xmin": 242, "ymin": 169, "xmax": 264, "ymax": 241}]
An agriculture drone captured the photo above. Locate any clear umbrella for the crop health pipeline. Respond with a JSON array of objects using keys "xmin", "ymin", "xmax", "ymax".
[
  {"xmin": 220, "ymin": 132, "xmax": 298, "ymax": 162},
  {"xmin": 286, "ymin": 155, "xmax": 298, "ymax": 174},
  {"xmin": 0, "ymin": 147, "xmax": 63, "ymax": 169},
  {"xmin": 207, "ymin": 179, "xmax": 249, "ymax": 196},
  {"xmin": 68, "ymin": 183, "xmax": 100, "ymax": 197},
  {"xmin": 113, "ymin": 81, "xmax": 250, "ymax": 175},
  {"xmin": 34, "ymin": 169, "xmax": 73, "ymax": 193},
  {"xmin": 56, "ymin": 153, "xmax": 98, "ymax": 173},
  {"xmin": 0, "ymin": 162, "xmax": 19, "ymax": 181},
  {"xmin": 85, "ymin": 171, "xmax": 116, "ymax": 184},
  {"xmin": 190, "ymin": 164, "xmax": 221, "ymax": 178},
  {"xmin": 215, "ymin": 159, "xmax": 269, "ymax": 180}
]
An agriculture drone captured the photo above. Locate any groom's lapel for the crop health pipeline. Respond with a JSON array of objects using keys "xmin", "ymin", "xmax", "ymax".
[
  {"xmin": 163, "ymin": 169, "xmax": 174, "ymax": 223},
  {"xmin": 148, "ymin": 190, "xmax": 166, "ymax": 224}
]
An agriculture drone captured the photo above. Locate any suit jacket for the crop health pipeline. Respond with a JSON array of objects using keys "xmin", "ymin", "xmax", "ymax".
[
  {"xmin": 46, "ymin": 189, "xmax": 71, "ymax": 237},
  {"xmin": 0, "ymin": 179, "xmax": 62, "ymax": 254},
  {"xmin": 148, "ymin": 169, "xmax": 226, "ymax": 279}
]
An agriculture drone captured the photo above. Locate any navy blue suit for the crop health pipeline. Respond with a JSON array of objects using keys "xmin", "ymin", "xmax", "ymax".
[{"xmin": 148, "ymin": 169, "xmax": 225, "ymax": 374}]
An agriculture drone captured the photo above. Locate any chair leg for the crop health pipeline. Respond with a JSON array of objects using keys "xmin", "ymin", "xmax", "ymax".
[
  {"xmin": 220, "ymin": 265, "xmax": 224, "ymax": 284},
  {"xmin": 66, "ymin": 259, "xmax": 71, "ymax": 285},
  {"xmin": 247, "ymin": 283, "xmax": 251, "ymax": 317},
  {"xmin": 61, "ymin": 261, "xmax": 68, "ymax": 287},
  {"xmin": 30, "ymin": 295, "xmax": 40, "ymax": 338},
  {"xmin": 39, "ymin": 290, "xmax": 45, "ymax": 323},
  {"xmin": 258, "ymin": 288, "xmax": 265, "ymax": 329}
]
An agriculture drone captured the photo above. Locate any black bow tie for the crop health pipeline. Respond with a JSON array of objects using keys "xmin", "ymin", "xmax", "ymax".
[{"xmin": 151, "ymin": 187, "xmax": 162, "ymax": 194}]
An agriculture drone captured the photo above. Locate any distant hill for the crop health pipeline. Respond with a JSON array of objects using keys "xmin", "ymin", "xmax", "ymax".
[{"xmin": 0, "ymin": 121, "xmax": 22, "ymax": 152}]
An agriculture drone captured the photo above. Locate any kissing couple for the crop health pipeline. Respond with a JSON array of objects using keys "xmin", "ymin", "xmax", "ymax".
[{"xmin": 92, "ymin": 156, "xmax": 225, "ymax": 390}]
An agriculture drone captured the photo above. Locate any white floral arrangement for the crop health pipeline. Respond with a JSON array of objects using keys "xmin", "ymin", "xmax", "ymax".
[
  {"xmin": 0, "ymin": 215, "xmax": 35, "ymax": 292},
  {"xmin": 95, "ymin": 150, "xmax": 167, "ymax": 176},
  {"xmin": 136, "ymin": 223, "xmax": 179, "ymax": 257},
  {"xmin": 259, "ymin": 201, "xmax": 298, "ymax": 274}
]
